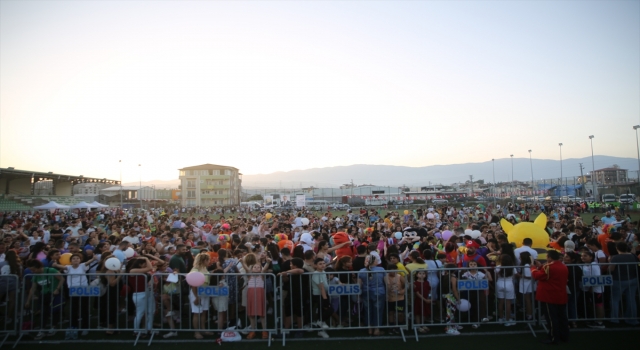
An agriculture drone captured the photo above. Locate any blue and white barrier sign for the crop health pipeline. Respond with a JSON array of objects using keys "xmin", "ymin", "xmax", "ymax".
[
  {"xmin": 69, "ymin": 286, "xmax": 101, "ymax": 296},
  {"xmin": 582, "ymin": 276, "xmax": 612, "ymax": 287},
  {"xmin": 197, "ymin": 286, "xmax": 229, "ymax": 297},
  {"xmin": 328, "ymin": 284, "xmax": 361, "ymax": 296},
  {"xmin": 458, "ymin": 280, "xmax": 489, "ymax": 291}
]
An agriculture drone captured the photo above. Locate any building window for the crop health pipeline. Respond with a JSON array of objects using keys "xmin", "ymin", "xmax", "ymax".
[
  {"xmin": 187, "ymin": 180, "xmax": 196, "ymax": 188},
  {"xmin": 180, "ymin": 170, "xmax": 185, "ymax": 176},
  {"xmin": 224, "ymin": 170, "xmax": 231, "ymax": 176},
  {"xmin": 187, "ymin": 190, "xmax": 196, "ymax": 198},
  {"xmin": 212, "ymin": 170, "xmax": 220, "ymax": 175}
]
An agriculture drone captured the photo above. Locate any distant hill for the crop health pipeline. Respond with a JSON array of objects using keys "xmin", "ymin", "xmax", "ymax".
[
  {"xmin": 240, "ymin": 156, "xmax": 638, "ymax": 188},
  {"xmin": 127, "ymin": 156, "xmax": 638, "ymax": 189}
]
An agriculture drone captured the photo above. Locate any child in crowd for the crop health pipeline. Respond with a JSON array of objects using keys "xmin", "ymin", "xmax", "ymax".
[{"xmin": 413, "ymin": 270, "xmax": 431, "ymax": 333}]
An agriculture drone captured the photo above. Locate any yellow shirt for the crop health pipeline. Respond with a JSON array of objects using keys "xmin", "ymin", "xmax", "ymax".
[{"xmin": 405, "ymin": 262, "xmax": 427, "ymax": 276}]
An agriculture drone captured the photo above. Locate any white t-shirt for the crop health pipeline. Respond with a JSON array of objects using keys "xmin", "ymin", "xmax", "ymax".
[
  {"xmin": 28, "ymin": 237, "xmax": 42, "ymax": 246},
  {"xmin": 582, "ymin": 262, "xmax": 603, "ymax": 293},
  {"xmin": 66, "ymin": 225, "xmax": 81, "ymax": 237},
  {"xmin": 514, "ymin": 246, "xmax": 538, "ymax": 265},
  {"xmin": 122, "ymin": 235, "xmax": 140, "ymax": 245},
  {"xmin": 299, "ymin": 232, "xmax": 315, "ymax": 252},
  {"xmin": 66, "ymin": 264, "xmax": 90, "ymax": 287}
]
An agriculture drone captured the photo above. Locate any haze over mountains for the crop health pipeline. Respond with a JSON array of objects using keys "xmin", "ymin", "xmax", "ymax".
[{"xmin": 126, "ymin": 156, "xmax": 638, "ymax": 189}]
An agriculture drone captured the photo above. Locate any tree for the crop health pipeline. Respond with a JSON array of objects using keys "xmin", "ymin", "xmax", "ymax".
[{"xmin": 248, "ymin": 194, "xmax": 263, "ymax": 201}]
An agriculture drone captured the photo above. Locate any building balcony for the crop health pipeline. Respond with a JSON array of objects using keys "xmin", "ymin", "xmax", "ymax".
[
  {"xmin": 200, "ymin": 184, "xmax": 229, "ymax": 189},
  {"xmin": 200, "ymin": 194, "xmax": 228, "ymax": 199}
]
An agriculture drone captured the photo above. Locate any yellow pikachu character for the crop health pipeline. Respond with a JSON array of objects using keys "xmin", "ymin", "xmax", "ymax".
[{"xmin": 500, "ymin": 213, "xmax": 551, "ymax": 260}]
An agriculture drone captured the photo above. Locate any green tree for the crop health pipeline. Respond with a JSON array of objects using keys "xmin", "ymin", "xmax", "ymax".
[{"xmin": 248, "ymin": 194, "xmax": 263, "ymax": 201}]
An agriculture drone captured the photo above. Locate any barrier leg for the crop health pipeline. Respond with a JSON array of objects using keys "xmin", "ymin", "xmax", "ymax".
[
  {"xmin": 0, "ymin": 333, "xmax": 9, "ymax": 348},
  {"xmin": 399, "ymin": 328, "xmax": 406, "ymax": 342},
  {"xmin": 527, "ymin": 322, "xmax": 536, "ymax": 337},
  {"xmin": 11, "ymin": 333, "xmax": 22, "ymax": 349}
]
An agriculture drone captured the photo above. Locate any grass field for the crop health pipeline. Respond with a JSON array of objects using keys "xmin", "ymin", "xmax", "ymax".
[{"xmin": 10, "ymin": 328, "xmax": 637, "ymax": 349}]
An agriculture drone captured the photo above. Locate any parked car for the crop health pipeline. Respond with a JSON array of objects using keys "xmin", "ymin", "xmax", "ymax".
[
  {"xmin": 619, "ymin": 194, "xmax": 636, "ymax": 204},
  {"xmin": 601, "ymin": 194, "xmax": 617, "ymax": 203},
  {"xmin": 432, "ymin": 199, "xmax": 449, "ymax": 204},
  {"xmin": 545, "ymin": 196, "xmax": 560, "ymax": 202},
  {"xmin": 584, "ymin": 197, "xmax": 595, "ymax": 203},
  {"xmin": 560, "ymin": 195, "xmax": 576, "ymax": 203}
]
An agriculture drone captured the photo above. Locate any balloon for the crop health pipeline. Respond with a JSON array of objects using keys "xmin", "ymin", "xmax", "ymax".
[
  {"xmin": 105, "ymin": 257, "xmax": 121, "ymax": 271},
  {"xmin": 124, "ymin": 247, "xmax": 135, "ymax": 258},
  {"xmin": 221, "ymin": 223, "xmax": 230, "ymax": 230},
  {"xmin": 335, "ymin": 218, "xmax": 341, "ymax": 222},
  {"xmin": 301, "ymin": 218, "xmax": 309, "ymax": 225},
  {"xmin": 404, "ymin": 210, "xmax": 409, "ymax": 215},
  {"xmin": 442, "ymin": 230, "xmax": 453, "ymax": 241},
  {"xmin": 413, "ymin": 242, "xmax": 420, "ymax": 250},
  {"xmin": 186, "ymin": 272, "xmax": 205, "ymax": 287},
  {"xmin": 468, "ymin": 230, "xmax": 481, "ymax": 239},
  {"xmin": 464, "ymin": 229, "xmax": 473, "ymax": 237},
  {"xmin": 426, "ymin": 213, "xmax": 434, "ymax": 219},
  {"xmin": 265, "ymin": 213, "xmax": 273, "ymax": 220},
  {"xmin": 457, "ymin": 299, "xmax": 471, "ymax": 312},
  {"xmin": 394, "ymin": 232, "xmax": 403, "ymax": 240},
  {"xmin": 59, "ymin": 253, "xmax": 72, "ymax": 266},
  {"xmin": 501, "ymin": 213, "xmax": 551, "ymax": 260}
]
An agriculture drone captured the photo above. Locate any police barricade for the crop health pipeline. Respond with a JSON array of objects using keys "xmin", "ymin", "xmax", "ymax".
[
  {"xmin": 278, "ymin": 269, "xmax": 408, "ymax": 346},
  {"xmin": 15, "ymin": 272, "xmax": 151, "ymax": 347},
  {"xmin": 410, "ymin": 265, "xmax": 537, "ymax": 341},
  {"xmin": 0, "ymin": 274, "xmax": 19, "ymax": 348},
  {"xmin": 552, "ymin": 262, "xmax": 639, "ymax": 330},
  {"xmin": 150, "ymin": 272, "xmax": 277, "ymax": 346}
]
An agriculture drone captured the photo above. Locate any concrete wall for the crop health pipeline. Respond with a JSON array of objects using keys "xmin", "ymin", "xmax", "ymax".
[
  {"xmin": 55, "ymin": 181, "xmax": 73, "ymax": 196},
  {"xmin": 0, "ymin": 178, "xmax": 6, "ymax": 194},
  {"xmin": 9, "ymin": 178, "xmax": 31, "ymax": 195}
]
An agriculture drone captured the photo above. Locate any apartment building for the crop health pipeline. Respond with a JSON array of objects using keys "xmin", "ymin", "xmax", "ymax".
[{"xmin": 178, "ymin": 164, "xmax": 241, "ymax": 207}]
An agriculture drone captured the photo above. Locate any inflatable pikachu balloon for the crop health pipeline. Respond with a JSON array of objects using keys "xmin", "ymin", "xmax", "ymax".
[{"xmin": 501, "ymin": 213, "xmax": 550, "ymax": 260}]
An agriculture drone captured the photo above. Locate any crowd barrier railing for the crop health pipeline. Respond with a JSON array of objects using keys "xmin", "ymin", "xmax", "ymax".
[
  {"xmin": 15, "ymin": 273, "xmax": 151, "ymax": 347},
  {"xmin": 2, "ymin": 262, "xmax": 638, "ymax": 347},
  {"xmin": 0, "ymin": 275, "xmax": 19, "ymax": 348},
  {"xmin": 149, "ymin": 272, "xmax": 277, "ymax": 346},
  {"xmin": 537, "ymin": 262, "xmax": 639, "ymax": 333},
  {"xmin": 409, "ymin": 266, "xmax": 537, "ymax": 341},
  {"xmin": 278, "ymin": 270, "xmax": 409, "ymax": 346}
]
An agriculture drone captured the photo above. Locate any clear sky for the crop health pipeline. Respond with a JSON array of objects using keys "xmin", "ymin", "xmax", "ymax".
[{"xmin": 1, "ymin": 0, "xmax": 639, "ymax": 182}]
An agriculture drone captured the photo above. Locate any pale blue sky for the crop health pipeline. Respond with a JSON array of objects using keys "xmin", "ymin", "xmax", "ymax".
[{"xmin": 1, "ymin": 1, "xmax": 639, "ymax": 182}]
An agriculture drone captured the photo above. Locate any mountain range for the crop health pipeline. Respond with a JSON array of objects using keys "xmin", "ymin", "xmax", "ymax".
[{"xmin": 125, "ymin": 156, "xmax": 639, "ymax": 189}]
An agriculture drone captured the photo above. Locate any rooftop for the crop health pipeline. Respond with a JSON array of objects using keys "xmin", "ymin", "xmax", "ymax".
[
  {"xmin": 179, "ymin": 163, "xmax": 239, "ymax": 171},
  {"xmin": 0, "ymin": 167, "xmax": 119, "ymax": 184},
  {"xmin": 594, "ymin": 167, "xmax": 627, "ymax": 172},
  {"xmin": 101, "ymin": 186, "xmax": 153, "ymax": 191}
]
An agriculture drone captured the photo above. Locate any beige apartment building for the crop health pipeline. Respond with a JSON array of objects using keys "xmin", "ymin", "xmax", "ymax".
[{"xmin": 178, "ymin": 164, "xmax": 242, "ymax": 207}]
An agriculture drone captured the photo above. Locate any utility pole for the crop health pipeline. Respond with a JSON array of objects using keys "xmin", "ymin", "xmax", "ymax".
[
  {"xmin": 579, "ymin": 163, "xmax": 585, "ymax": 197},
  {"xmin": 469, "ymin": 175, "xmax": 474, "ymax": 197}
]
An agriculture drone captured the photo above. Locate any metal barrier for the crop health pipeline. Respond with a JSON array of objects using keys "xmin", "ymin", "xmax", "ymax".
[
  {"xmin": 150, "ymin": 272, "xmax": 277, "ymax": 346},
  {"xmin": 0, "ymin": 275, "xmax": 19, "ymax": 348},
  {"xmin": 560, "ymin": 262, "xmax": 639, "ymax": 328},
  {"xmin": 410, "ymin": 265, "xmax": 537, "ymax": 341},
  {"xmin": 2, "ymin": 262, "xmax": 638, "ymax": 346},
  {"xmin": 15, "ymin": 272, "xmax": 151, "ymax": 347},
  {"xmin": 278, "ymin": 270, "xmax": 409, "ymax": 346}
]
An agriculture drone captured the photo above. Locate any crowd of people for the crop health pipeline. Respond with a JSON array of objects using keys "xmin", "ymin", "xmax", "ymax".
[{"xmin": 0, "ymin": 201, "xmax": 638, "ymax": 344}]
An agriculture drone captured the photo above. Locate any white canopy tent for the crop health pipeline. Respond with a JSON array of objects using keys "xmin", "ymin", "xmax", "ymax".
[
  {"xmin": 70, "ymin": 201, "xmax": 96, "ymax": 209},
  {"xmin": 33, "ymin": 201, "xmax": 70, "ymax": 210},
  {"xmin": 89, "ymin": 201, "xmax": 109, "ymax": 208}
]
